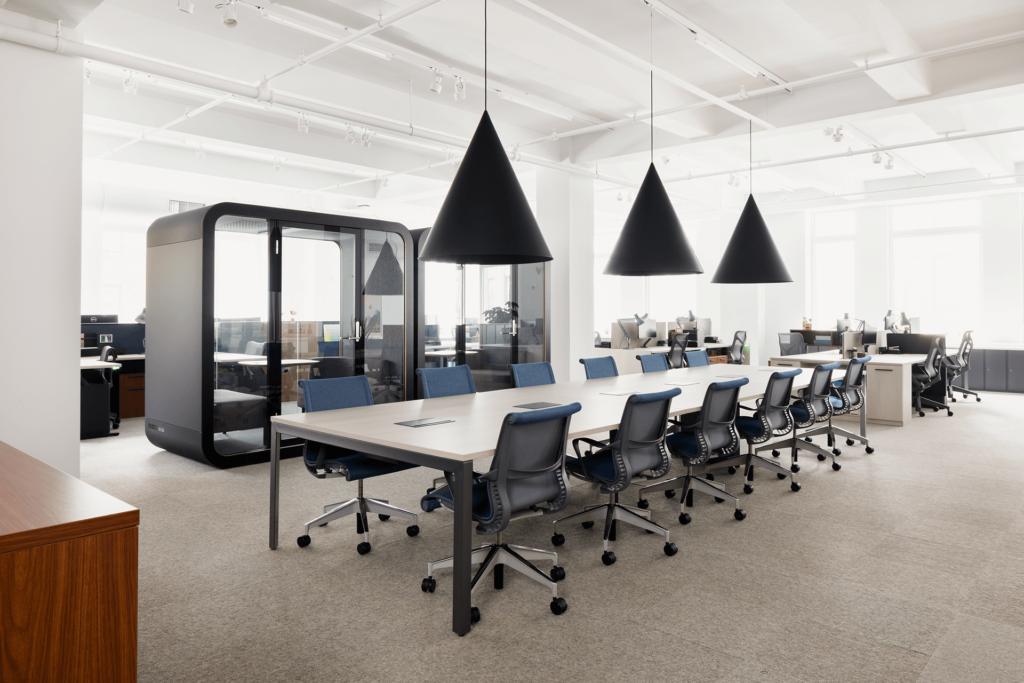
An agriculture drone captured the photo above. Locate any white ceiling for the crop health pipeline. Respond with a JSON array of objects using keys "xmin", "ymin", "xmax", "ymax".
[{"xmin": 19, "ymin": 0, "xmax": 1024, "ymax": 221}]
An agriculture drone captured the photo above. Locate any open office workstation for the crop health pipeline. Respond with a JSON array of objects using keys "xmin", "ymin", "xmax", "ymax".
[{"xmin": 4, "ymin": 0, "xmax": 1024, "ymax": 680}]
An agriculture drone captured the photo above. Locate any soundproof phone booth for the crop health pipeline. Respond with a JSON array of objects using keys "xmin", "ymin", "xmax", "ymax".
[{"xmin": 145, "ymin": 203, "xmax": 414, "ymax": 468}]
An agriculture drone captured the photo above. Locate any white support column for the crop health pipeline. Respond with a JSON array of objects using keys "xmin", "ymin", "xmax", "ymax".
[
  {"xmin": 536, "ymin": 168, "xmax": 594, "ymax": 382},
  {"xmin": 0, "ymin": 13, "xmax": 84, "ymax": 476}
]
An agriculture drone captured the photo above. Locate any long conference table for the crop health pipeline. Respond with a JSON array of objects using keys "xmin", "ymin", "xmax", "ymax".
[{"xmin": 268, "ymin": 363, "xmax": 843, "ymax": 636}]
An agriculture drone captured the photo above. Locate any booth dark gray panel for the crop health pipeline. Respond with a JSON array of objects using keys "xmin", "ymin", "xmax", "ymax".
[
  {"xmin": 1007, "ymin": 350, "xmax": 1024, "ymax": 393},
  {"xmin": 985, "ymin": 349, "xmax": 1007, "ymax": 392}
]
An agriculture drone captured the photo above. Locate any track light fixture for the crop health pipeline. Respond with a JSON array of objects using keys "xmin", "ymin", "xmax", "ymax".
[
  {"xmin": 509, "ymin": 144, "xmax": 521, "ymax": 162},
  {"xmin": 616, "ymin": 191, "xmax": 623, "ymax": 201},
  {"xmin": 122, "ymin": 71, "xmax": 138, "ymax": 95},
  {"xmin": 216, "ymin": 1, "xmax": 237, "ymax": 28},
  {"xmin": 177, "ymin": 0, "xmax": 194, "ymax": 13},
  {"xmin": 429, "ymin": 69, "xmax": 443, "ymax": 94},
  {"xmin": 273, "ymin": 157, "xmax": 283, "ymax": 171},
  {"xmin": 872, "ymin": 152, "xmax": 881, "ymax": 164},
  {"xmin": 833, "ymin": 125, "xmax": 844, "ymax": 143},
  {"xmin": 382, "ymin": 177, "xmax": 389, "ymax": 188},
  {"xmin": 738, "ymin": 84, "xmax": 747, "ymax": 100},
  {"xmin": 297, "ymin": 112, "xmax": 308, "ymax": 133},
  {"xmin": 345, "ymin": 125, "xmax": 356, "ymax": 144},
  {"xmin": 661, "ymin": 156, "xmax": 670, "ymax": 165},
  {"xmin": 453, "ymin": 76, "xmax": 466, "ymax": 100},
  {"xmin": 884, "ymin": 154, "xmax": 894, "ymax": 170},
  {"xmin": 360, "ymin": 129, "xmax": 373, "ymax": 147},
  {"xmin": 84, "ymin": 67, "xmax": 91, "ymax": 85},
  {"xmin": 195, "ymin": 143, "xmax": 205, "ymax": 159}
]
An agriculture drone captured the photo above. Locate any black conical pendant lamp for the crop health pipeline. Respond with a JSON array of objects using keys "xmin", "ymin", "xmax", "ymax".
[
  {"xmin": 711, "ymin": 122, "xmax": 792, "ymax": 283},
  {"xmin": 364, "ymin": 239, "xmax": 404, "ymax": 295},
  {"xmin": 418, "ymin": 1, "xmax": 551, "ymax": 265},
  {"xmin": 604, "ymin": 9, "xmax": 702, "ymax": 277}
]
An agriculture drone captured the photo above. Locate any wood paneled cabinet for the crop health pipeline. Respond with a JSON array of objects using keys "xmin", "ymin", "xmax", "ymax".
[
  {"xmin": 118, "ymin": 372, "xmax": 146, "ymax": 418},
  {"xmin": 0, "ymin": 441, "xmax": 139, "ymax": 683}
]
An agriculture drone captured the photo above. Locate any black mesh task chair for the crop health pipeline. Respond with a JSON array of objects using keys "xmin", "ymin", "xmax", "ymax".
[
  {"xmin": 420, "ymin": 403, "xmax": 582, "ymax": 618},
  {"xmin": 100, "ymin": 346, "xmax": 121, "ymax": 430},
  {"xmin": 668, "ymin": 335, "xmax": 687, "ymax": 369},
  {"xmin": 637, "ymin": 378, "xmax": 750, "ymax": 525},
  {"xmin": 943, "ymin": 331, "xmax": 980, "ymax": 403},
  {"xmin": 778, "ymin": 333, "xmax": 806, "ymax": 356},
  {"xmin": 781, "ymin": 362, "xmax": 845, "ymax": 471},
  {"xmin": 912, "ymin": 339, "xmax": 953, "ymax": 417},
  {"xmin": 728, "ymin": 331, "xmax": 747, "ymax": 364},
  {"xmin": 552, "ymin": 389, "xmax": 680, "ymax": 566},
  {"xmin": 799, "ymin": 357, "xmax": 874, "ymax": 455}
]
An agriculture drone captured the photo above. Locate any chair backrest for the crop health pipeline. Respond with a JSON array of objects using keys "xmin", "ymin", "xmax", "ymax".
[
  {"xmin": 759, "ymin": 369, "xmax": 802, "ymax": 434},
  {"xmin": 920, "ymin": 339, "xmax": 943, "ymax": 382},
  {"xmin": 579, "ymin": 356, "xmax": 618, "ymax": 379},
  {"xmin": 478, "ymin": 402, "xmax": 582, "ymax": 534},
  {"xmin": 99, "ymin": 345, "xmax": 117, "ymax": 386},
  {"xmin": 245, "ymin": 340, "xmax": 266, "ymax": 356},
  {"xmin": 301, "ymin": 375, "xmax": 374, "ymax": 412},
  {"xmin": 836, "ymin": 356, "xmax": 870, "ymax": 408},
  {"xmin": 416, "ymin": 365, "xmax": 477, "ymax": 398},
  {"xmin": 509, "ymin": 361, "xmax": 556, "ymax": 388},
  {"xmin": 637, "ymin": 353, "xmax": 670, "ymax": 373},
  {"xmin": 317, "ymin": 340, "xmax": 340, "ymax": 357},
  {"xmin": 729, "ymin": 331, "xmax": 747, "ymax": 363},
  {"xmin": 668, "ymin": 335, "xmax": 687, "ymax": 369},
  {"xmin": 778, "ymin": 332, "xmax": 804, "ymax": 356},
  {"xmin": 957, "ymin": 331, "xmax": 974, "ymax": 368},
  {"xmin": 693, "ymin": 378, "xmax": 749, "ymax": 456},
  {"xmin": 682, "ymin": 350, "xmax": 710, "ymax": 367},
  {"xmin": 801, "ymin": 361, "xmax": 840, "ymax": 422},
  {"xmin": 602, "ymin": 388, "xmax": 680, "ymax": 493}
]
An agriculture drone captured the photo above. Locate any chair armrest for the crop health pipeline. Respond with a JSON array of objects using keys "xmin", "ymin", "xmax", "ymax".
[{"xmin": 738, "ymin": 404, "xmax": 758, "ymax": 411}]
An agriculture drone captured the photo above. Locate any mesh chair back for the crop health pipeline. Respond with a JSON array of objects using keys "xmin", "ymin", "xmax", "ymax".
[
  {"xmin": 958, "ymin": 331, "xmax": 974, "ymax": 369},
  {"xmin": 479, "ymin": 402, "xmax": 582, "ymax": 533},
  {"xmin": 835, "ymin": 356, "xmax": 870, "ymax": 411},
  {"xmin": 696, "ymin": 378, "xmax": 748, "ymax": 452},
  {"xmin": 245, "ymin": 341, "xmax": 266, "ymax": 356},
  {"xmin": 637, "ymin": 353, "xmax": 670, "ymax": 373},
  {"xmin": 416, "ymin": 365, "xmax": 477, "ymax": 398},
  {"xmin": 299, "ymin": 376, "xmax": 374, "ymax": 471},
  {"xmin": 509, "ymin": 361, "xmax": 556, "ymax": 388},
  {"xmin": 802, "ymin": 362, "xmax": 840, "ymax": 422},
  {"xmin": 579, "ymin": 356, "xmax": 618, "ymax": 379},
  {"xmin": 778, "ymin": 333, "xmax": 804, "ymax": 356},
  {"xmin": 683, "ymin": 350, "xmax": 710, "ymax": 367},
  {"xmin": 729, "ymin": 331, "xmax": 747, "ymax": 363},
  {"xmin": 762, "ymin": 369, "xmax": 801, "ymax": 433},
  {"xmin": 668, "ymin": 335, "xmax": 687, "ymax": 368},
  {"xmin": 600, "ymin": 388, "xmax": 679, "ymax": 493}
]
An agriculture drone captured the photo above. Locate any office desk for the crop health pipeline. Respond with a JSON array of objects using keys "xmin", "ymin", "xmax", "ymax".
[
  {"xmin": 591, "ymin": 343, "xmax": 732, "ymax": 375},
  {"xmin": 268, "ymin": 364, "xmax": 834, "ymax": 636},
  {"xmin": 0, "ymin": 439, "xmax": 139, "ymax": 682},
  {"xmin": 80, "ymin": 357, "xmax": 121, "ymax": 371},
  {"xmin": 236, "ymin": 358, "xmax": 319, "ymax": 368},
  {"xmin": 769, "ymin": 350, "xmax": 927, "ymax": 427}
]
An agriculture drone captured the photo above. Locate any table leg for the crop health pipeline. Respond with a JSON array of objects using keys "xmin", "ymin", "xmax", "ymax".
[
  {"xmin": 269, "ymin": 425, "xmax": 281, "ymax": 550},
  {"xmin": 451, "ymin": 460, "xmax": 474, "ymax": 636}
]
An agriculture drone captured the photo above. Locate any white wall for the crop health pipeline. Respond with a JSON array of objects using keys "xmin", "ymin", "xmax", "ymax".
[
  {"xmin": 981, "ymin": 193, "xmax": 1023, "ymax": 343},
  {"xmin": 536, "ymin": 169, "xmax": 594, "ymax": 382},
  {"xmin": 0, "ymin": 15, "xmax": 84, "ymax": 475}
]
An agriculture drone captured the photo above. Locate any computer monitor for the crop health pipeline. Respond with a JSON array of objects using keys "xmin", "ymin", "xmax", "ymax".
[
  {"xmin": 82, "ymin": 314, "xmax": 118, "ymax": 324},
  {"xmin": 836, "ymin": 317, "xmax": 864, "ymax": 333},
  {"xmin": 635, "ymin": 314, "xmax": 657, "ymax": 347},
  {"xmin": 322, "ymin": 323, "xmax": 341, "ymax": 342}
]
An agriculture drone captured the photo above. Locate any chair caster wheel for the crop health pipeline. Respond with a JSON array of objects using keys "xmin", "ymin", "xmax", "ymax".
[
  {"xmin": 791, "ymin": 481, "xmax": 801, "ymax": 492},
  {"xmin": 637, "ymin": 498, "xmax": 650, "ymax": 509},
  {"xmin": 951, "ymin": 397, "xmax": 956, "ymax": 403},
  {"xmin": 833, "ymin": 448, "xmax": 841, "ymax": 456},
  {"xmin": 777, "ymin": 473, "xmax": 787, "ymax": 480},
  {"xmin": 832, "ymin": 462, "xmax": 841, "ymax": 471},
  {"xmin": 817, "ymin": 454, "xmax": 826, "ymax": 461},
  {"xmin": 771, "ymin": 450, "xmax": 780, "ymax": 457},
  {"xmin": 706, "ymin": 473, "xmax": 715, "ymax": 481},
  {"xmin": 357, "ymin": 542, "xmax": 371, "ymax": 555},
  {"xmin": 664, "ymin": 490, "xmax": 677, "ymax": 499},
  {"xmin": 406, "ymin": 525, "xmax": 420, "ymax": 537},
  {"xmin": 865, "ymin": 446, "xmax": 875, "ymax": 454},
  {"xmin": 734, "ymin": 509, "xmax": 747, "ymax": 521},
  {"xmin": 318, "ymin": 523, "xmax": 328, "ymax": 527},
  {"xmin": 601, "ymin": 551, "xmax": 617, "ymax": 566},
  {"xmin": 297, "ymin": 535, "xmax": 311, "ymax": 548},
  {"xmin": 933, "ymin": 406, "xmax": 939, "ymax": 412},
  {"xmin": 976, "ymin": 398, "xmax": 981, "ymax": 402},
  {"xmin": 664, "ymin": 542, "xmax": 678, "ymax": 556},
  {"xmin": 679, "ymin": 513, "xmax": 692, "ymax": 525},
  {"xmin": 918, "ymin": 411, "xmax": 925, "ymax": 417},
  {"xmin": 714, "ymin": 497, "xmax": 725, "ymax": 504},
  {"xmin": 551, "ymin": 566, "xmax": 566, "ymax": 582},
  {"xmin": 791, "ymin": 464, "xmax": 800, "ymax": 473},
  {"xmin": 804, "ymin": 437, "xmax": 813, "ymax": 442},
  {"xmin": 727, "ymin": 466, "xmax": 737, "ymax": 475},
  {"xmin": 846, "ymin": 438, "xmax": 855, "ymax": 446},
  {"xmin": 947, "ymin": 411, "xmax": 953, "ymax": 416},
  {"xmin": 421, "ymin": 577, "xmax": 436, "ymax": 593},
  {"xmin": 550, "ymin": 597, "xmax": 568, "ymax": 615},
  {"xmin": 552, "ymin": 533, "xmax": 565, "ymax": 546},
  {"xmin": 470, "ymin": 606, "xmax": 481, "ymax": 623},
  {"xmin": 581, "ymin": 521, "xmax": 595, "ymax": 529},
  {"xmin": 743, "ymin": 484, "xmax": 754, "ymax": 494},
  {"xmin": 378, "ymin": 514, "xmax": 390, "ymax": 521}
]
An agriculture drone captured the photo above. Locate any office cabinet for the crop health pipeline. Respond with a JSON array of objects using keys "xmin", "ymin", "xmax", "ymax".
[
  {"xmin": 967, "ymin": 349, "xmax": 985, "ymax": 391},
  {"xmin": 985, "ymin": 349, "xmax": 1007, "ymax": 392},
  {"xmin": 1007, "ymin": 350, "xmax": 1024, "ymax": 393},
  {"xmin": 118, "ymin": 372, "xmax": 145, "ymax": 418},
  {"xmin": 865, "ymin": 365, "xmax": 904, "ymax": 423}
]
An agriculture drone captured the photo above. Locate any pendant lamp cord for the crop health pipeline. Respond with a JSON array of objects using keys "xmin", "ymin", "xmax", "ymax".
[
  {"xmin": 650, "ymin": 5, "xmax": 653, "ymax": 165},
  {"xmin": 749, "ymin": 119, "xmax": 752, "ymax": 196},
  {"xmin": 484, "ymin": 0, "xmax": 488, "ymax": 111}
]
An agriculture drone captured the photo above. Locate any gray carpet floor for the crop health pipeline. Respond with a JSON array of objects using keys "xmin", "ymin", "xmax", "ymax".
[{"xmin": 80, "ymin": 393, "xmax": 1024, "ymax": 683}]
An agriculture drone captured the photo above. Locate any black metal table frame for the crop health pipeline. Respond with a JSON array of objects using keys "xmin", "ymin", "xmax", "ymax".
[{"xmin": 269, "ymin": 423, "xmax": 477, "ymax": 636}]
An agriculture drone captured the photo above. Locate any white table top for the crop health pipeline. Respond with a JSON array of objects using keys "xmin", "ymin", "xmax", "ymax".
[
  {"xmin": 80, "ymin": 358, "xmax": 120, "ymax": 370},
  {"xmin": 425, "ymin": 350, "xmax": 479, "ymax": 357},
  {"xmin": 116, "ymin": 353, "xmax": 146, "ymax": 361},
  {"xmin": 771, "ymin": 350, "xmax": 928, "ymax": 366},
  {"xmin": 271, "ymin": 364, "xmax": 838, "ymax": 463},
  {"xmin": 237, "ymin": 358, "xmax": 319, "ymax": 367}
]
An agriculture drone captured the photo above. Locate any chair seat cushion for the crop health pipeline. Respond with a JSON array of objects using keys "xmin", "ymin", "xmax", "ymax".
[
  {"xmin": 420, "ymin": 481, "xmax": 493, "ymax": 521},
  {"xmin": 830, "ymin": 396, "xmax": 844, "ymax": 410},
  {"xmin": 567, "ymin": 450, "xmax": 617, "ymax": 483},
  {"xmin": 735, "ymin": 416, "xmax": 765, "ymax": 439},
  {"xmin": 666, "ymin": 431, "xmax": 699, "ymax": 457},
  {"xmin": 306, "ymin": 445, "xmax": 417, "ymax": 481},
  {"xmin": 790, "ymin": 402, "xmax": 810, "ymax": 422}
]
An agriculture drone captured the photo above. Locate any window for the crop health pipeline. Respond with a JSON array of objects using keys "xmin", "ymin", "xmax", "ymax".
[{"xmin": 810, "ymin": 211, "xmax": 855, "ymax": 327}]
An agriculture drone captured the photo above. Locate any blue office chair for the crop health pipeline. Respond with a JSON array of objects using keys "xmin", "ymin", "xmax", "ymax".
[
  {"xmin": 780, "ymin": 362, "xmax": 845, "ymax": 471},
  {"xmin": 553, "ymin": 389, "xmax": 680, "ymax": 566},
  {"xmin": 420, "ymin": 403, "xmax": 582, "ymax": 618},
  {"xmin": 638, "ymin": 378, "xmax": 750, "ymax": 524},
  {"xmin": 726, "ymin": 369, "xmax": 804, "ymax": 494},
  {"xmin": 637, "ymin": 353, "xmax": 670, "ymax": 373},
  {"xmin": 682, "ymin": 350, "xmax": 710, "ymax": 367},
  {"xmin": 416, "ymin": 364, "xmax": 477, "ymax": 398},
  {"xmin": 295, "ymin": 376, "xmax": 420, "ymax": 554},
  {"xmin": 579, "ymin": 356, "xmax": 618, "ymax": 379},
  {"xmin": 803, "ymin": 357, "xmax": 874, "ymax": 455},
  {"xmin": 509, "ymin": 361, "xmax": 556, "ymax": 388}
]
